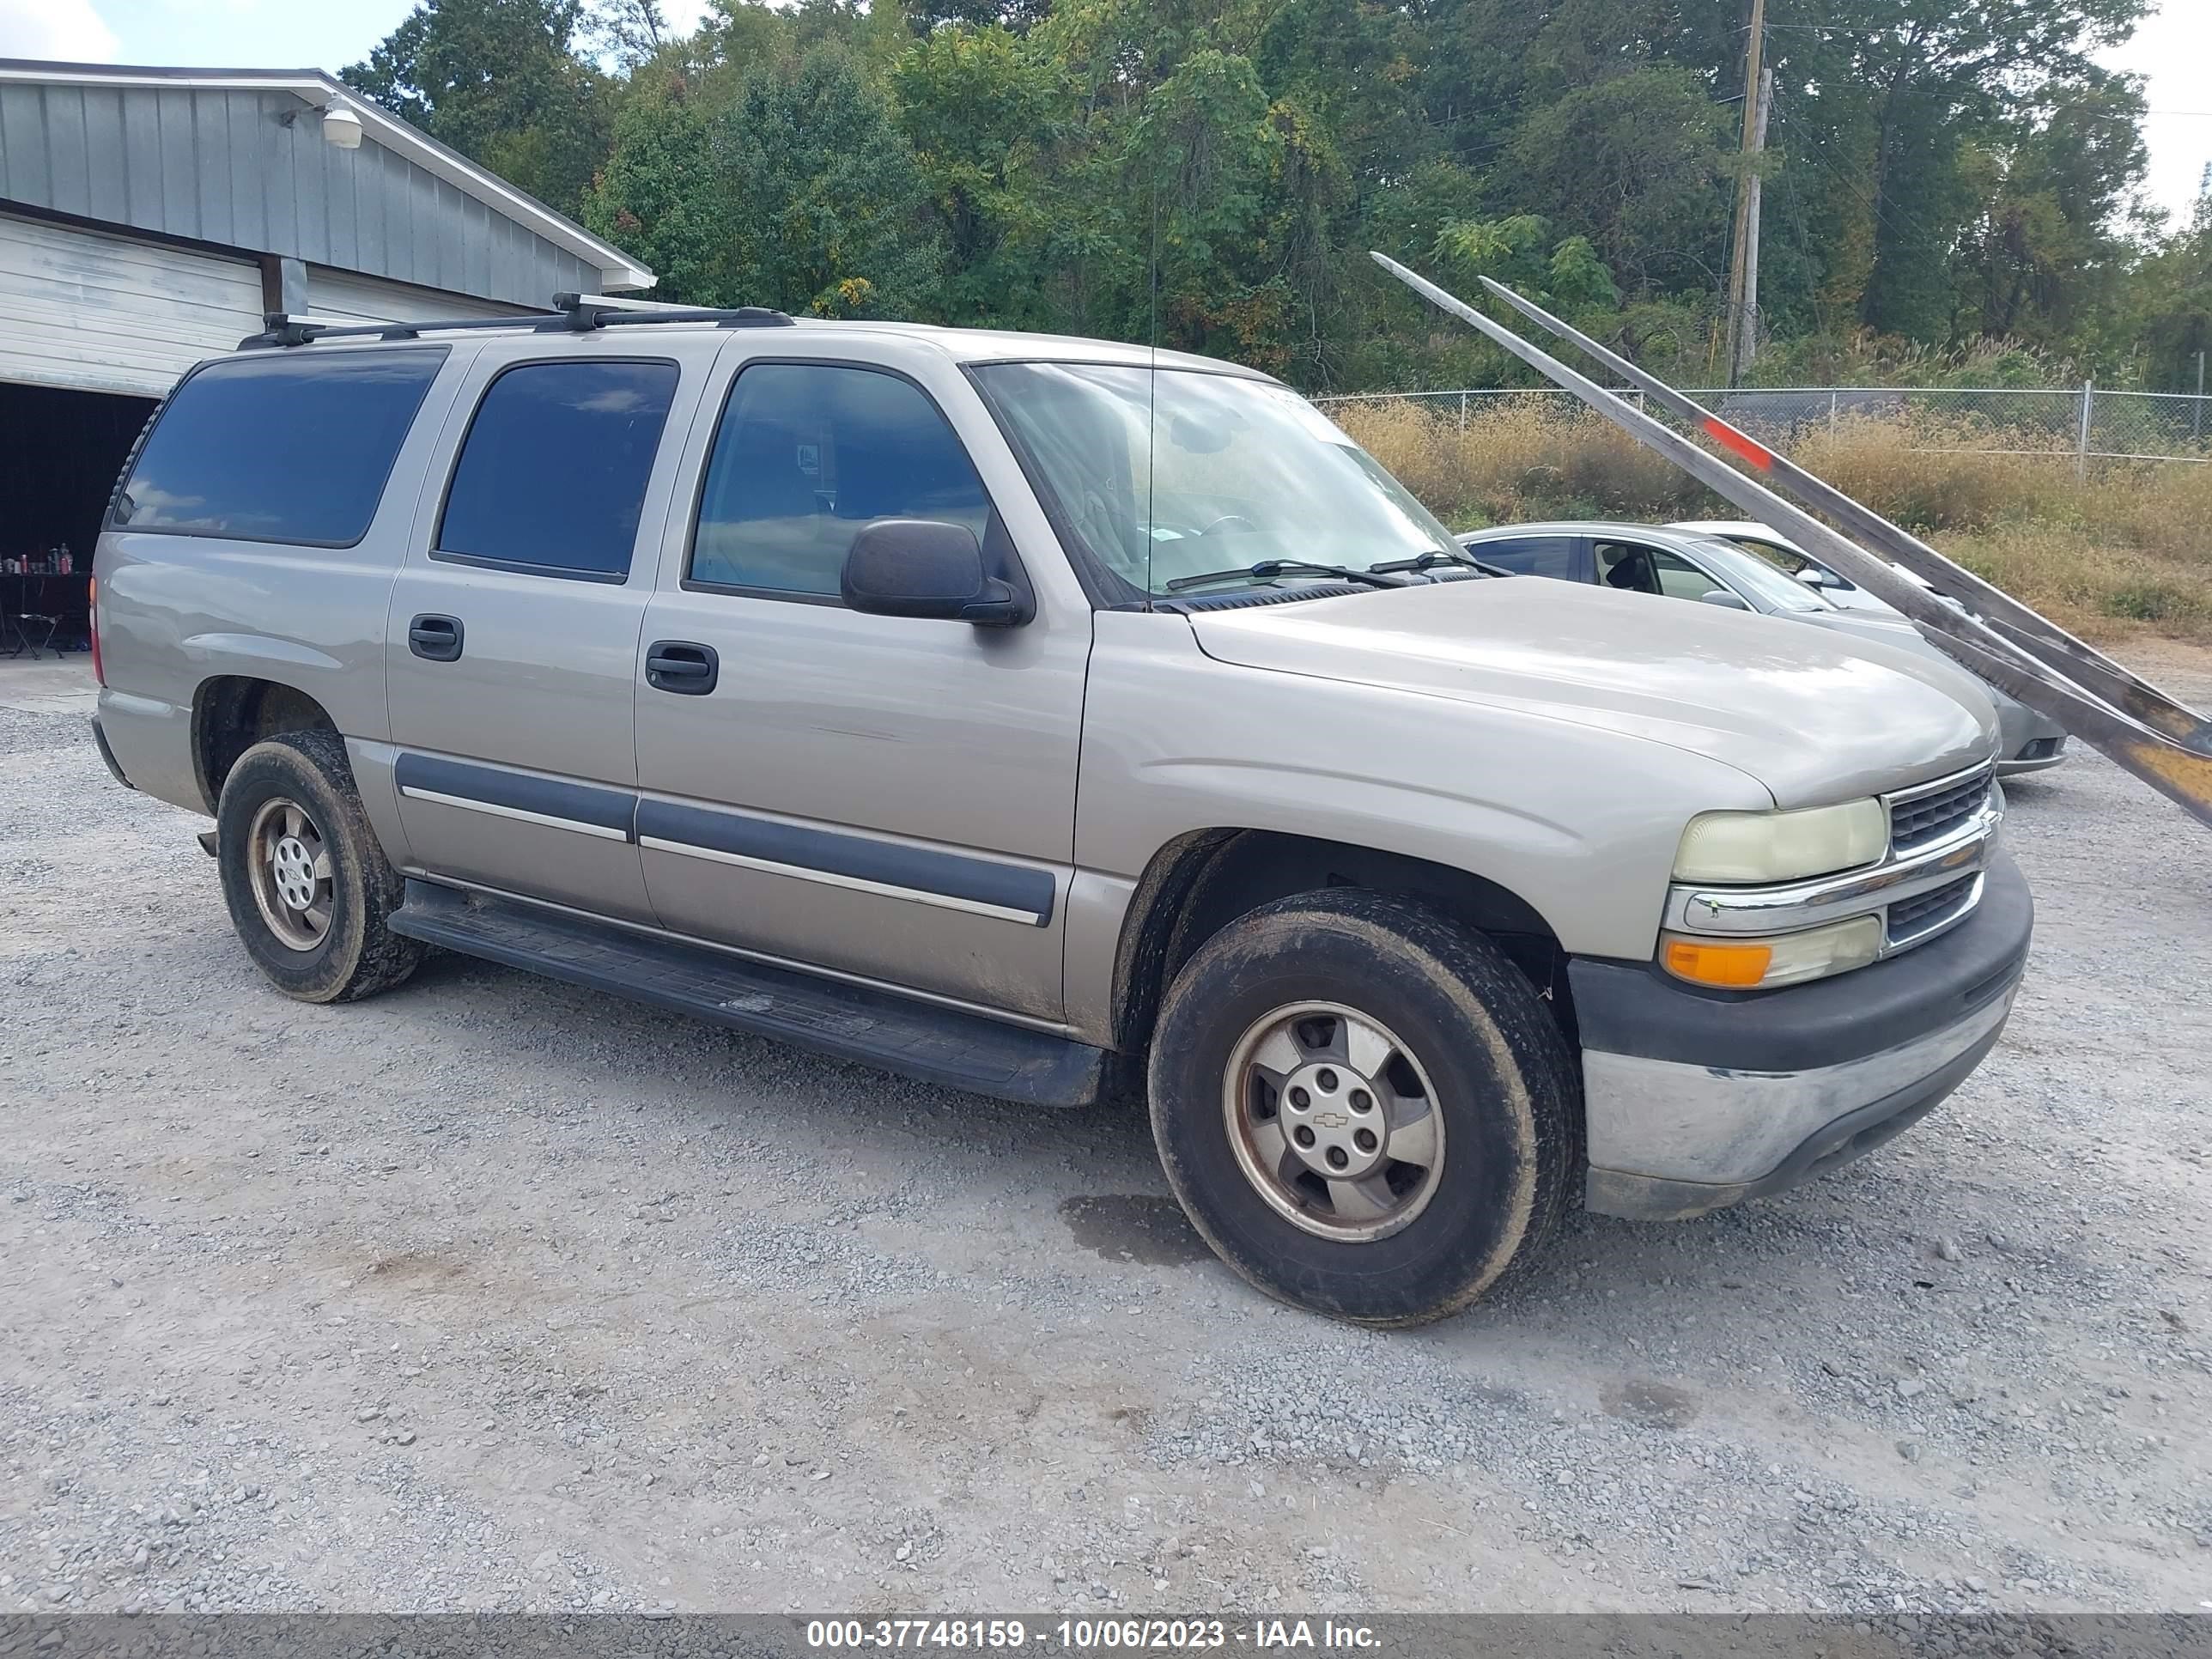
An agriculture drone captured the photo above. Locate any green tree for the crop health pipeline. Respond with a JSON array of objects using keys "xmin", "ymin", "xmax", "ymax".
[
  {"xmin": 892, "ymin": 27, "xmax": 1084, "ymax": 326},
  {"xmin": 1753, "ymin": 0, "xmax": 2152, "ymax": 340},
  {"xmin": 342, "ymin": 0, "xmax": 611, "ymax": 216},
  {"xmin": 371, "ymin": 0, "xmax": 2181, "ymax": 393},
  {"xmin": 1963, "ymin": 79, "xmax": 2150, "ymax": 349},
  {"xmin": 2131, "ymin": 172, "xmax": 2212, "ymax": 394},
  {"xmin": 1433, "ymin": 216, "xmax": 1619, "ymax": 313},
  {"xmin": 586, "ymin": 0, "xmax": 670, "ymax": 69},
  {"xmin": 720, "ymin": 46, "xmax": 946, "ymax": 316},
  {"xmin": 581, "ymin": 79, "xmax": 725, "ymax": 302},
  {"xmin": 1507, "ymin": 67, "xmax": 1732, "ymax": 295}
]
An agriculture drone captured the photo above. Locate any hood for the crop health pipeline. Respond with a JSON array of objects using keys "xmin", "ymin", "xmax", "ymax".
[
  {"xmin": 1796, "ymin": 607, "xmax": 2051, "ymax": 738},
  {"xmin": 1187, "ymin": 579, "xmax": 1998, "ymax": 808},
  {"xmin": 1797, "ymin": 607, "xmax": 1946, "ymax": 654}
]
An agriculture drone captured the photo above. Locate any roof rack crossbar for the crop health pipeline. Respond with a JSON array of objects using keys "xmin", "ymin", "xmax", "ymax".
[
  {"xmin": 241, "ymin": 312, "xmax": 554, "ymax": 349},
  {"xmin": 240, "ymin": 296, "xmax": 794, "ymax": 350}
]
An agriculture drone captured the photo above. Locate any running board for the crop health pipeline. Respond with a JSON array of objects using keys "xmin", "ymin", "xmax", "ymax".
[{"xmin": 386, "ymin": 880, "xmax": 1107, "ymax": 1108}]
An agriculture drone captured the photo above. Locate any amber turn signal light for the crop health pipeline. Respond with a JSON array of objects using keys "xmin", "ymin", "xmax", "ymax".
[{"xmin": 1662, "ymin": 937, "xmax": 1775, "ymax": 988}]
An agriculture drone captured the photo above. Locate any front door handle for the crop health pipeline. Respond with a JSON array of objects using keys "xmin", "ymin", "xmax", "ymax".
[
  {"xmin": 408, "ymin": 614, "xmax": 464, "ymax": 662},
  {"xmin": 646, "ymin": 641, "xmax": 718, "ymax": 696}
]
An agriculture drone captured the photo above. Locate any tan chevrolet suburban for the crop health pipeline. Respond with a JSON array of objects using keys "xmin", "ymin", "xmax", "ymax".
[{"xmin": 89, "ymin": 299, "xmax": 2031, "ymax": 1326}]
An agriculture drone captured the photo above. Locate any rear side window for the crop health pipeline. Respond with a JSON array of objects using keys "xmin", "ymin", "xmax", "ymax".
[
  {"xmin": 689, "ymin": 362, "xmax": 992, "ymax": 597},
  {"xmin": 112, "ymin": 349, "xmax": 446, "ymax": 546},
  {"xmin": 437, "ymin": 360, "xmax": 678, "ymax": 581},
  {"xmin": 1469, "ymin": 536, "xmax": 1576, "ymax": 579}
]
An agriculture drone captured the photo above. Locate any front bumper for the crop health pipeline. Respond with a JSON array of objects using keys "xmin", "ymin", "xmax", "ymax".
[
  {"xmin": 1572, "ymin": 848, "xmax": 2033, "ymax": 1220},
  {"xmin": 1992, "ymin": 691, "xmax": 2068, "ymax": 775},
  {"xmin": 1996, "ymin": 733, "xmax": 2067, "ymax": 776}
]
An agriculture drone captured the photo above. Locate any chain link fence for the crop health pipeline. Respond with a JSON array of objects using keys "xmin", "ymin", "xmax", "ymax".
[{"xmin": 1313, "ymin": 385, "xmax": 2212, "ymax": 466}]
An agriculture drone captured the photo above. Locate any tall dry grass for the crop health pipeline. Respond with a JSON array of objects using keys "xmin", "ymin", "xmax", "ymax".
[{"xmin": 1336, "ymin": 398, "xmax": 2212, "ymax": 645}]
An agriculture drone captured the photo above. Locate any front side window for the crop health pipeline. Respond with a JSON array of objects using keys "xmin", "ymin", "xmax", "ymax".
[
  {"xmin": 1597, "ymin": 541, "xmax": 1729, "ymax": 602},
  {"xmin": 113, "ymin": 348, "xmax": 446, "ymax": 546},
  {"xmin": 973, "ymin": 362, "xmax": 1458, "ymax": 598},
  {"xmin": 437, "ymin": 360, "xmax": 678, "ymax": 580},
  {"xmin": 690, "ymin": 363, "xmax": 993, "ymax": 597},
  {"xmin": 1650, "ymin": 549, "xmax": 1728, "ymax": 602}
]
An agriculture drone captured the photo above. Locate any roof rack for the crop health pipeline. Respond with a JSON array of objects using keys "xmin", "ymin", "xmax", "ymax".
[{"xmin": 239, "ymin": 290, "xmax": 794, "ymax": 349}]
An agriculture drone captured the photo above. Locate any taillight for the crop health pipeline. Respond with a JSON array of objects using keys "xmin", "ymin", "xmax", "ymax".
[{"xmin": 88, "ymin": 574, "xmax": 105, "ymax": 686}]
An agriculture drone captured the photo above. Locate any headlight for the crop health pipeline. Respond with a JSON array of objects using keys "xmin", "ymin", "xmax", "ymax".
[
  {"xmin": 1662, "ymin": 915, "xmax": 1884, "ymax": 989},
  {"xmin": 1673, "ymin": 799, "xmax": 1887, "ymax": 884}
]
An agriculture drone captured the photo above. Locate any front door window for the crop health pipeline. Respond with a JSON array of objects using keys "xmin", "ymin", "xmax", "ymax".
[{"xmin": 1595, "ymin": 542, "xmax": 1727, "ymax": 602}]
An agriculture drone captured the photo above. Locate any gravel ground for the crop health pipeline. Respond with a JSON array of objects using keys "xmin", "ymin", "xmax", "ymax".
[{"xmin": 2, "ymin": 650, "xmax": 2208, "ymax": 1619}]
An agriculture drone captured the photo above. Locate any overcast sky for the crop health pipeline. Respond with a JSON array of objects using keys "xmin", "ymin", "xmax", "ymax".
[
  {"xmin": 1, "ymin": 0, "xmax": 2206, "ymax": 228},
  {"xmin": 2096, "ymin": 1, "xmax": 2211, "ymax": 230}
]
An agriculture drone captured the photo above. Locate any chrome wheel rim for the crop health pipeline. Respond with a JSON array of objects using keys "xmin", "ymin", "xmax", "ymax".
[
  {"xmin": 1222, "ymin": 1000, "xmax": 1446, "ymax": 1243},
  {"xmin": 246, "ymin": 796, "xmax": 333, "ymax": 953}
]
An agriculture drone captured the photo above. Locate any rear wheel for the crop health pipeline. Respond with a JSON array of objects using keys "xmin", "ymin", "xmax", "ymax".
[
  {"xmin": 1147, "ymin": 889, "xmax": 1577, "ymax": 1326},
  {"xmin": 216, "ymin": 730, "xmax": 422, "ymax": 1004}
]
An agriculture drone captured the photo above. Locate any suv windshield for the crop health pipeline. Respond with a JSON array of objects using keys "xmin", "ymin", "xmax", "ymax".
[{"xmin": 974, "ymin": 362, "xmax": 1459, "ymax": 599}]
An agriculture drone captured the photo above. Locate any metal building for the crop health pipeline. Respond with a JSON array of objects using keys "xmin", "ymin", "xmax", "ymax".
[{"xmin": 0, "ymin": 57, "xmax": 654, "ymax": 647}]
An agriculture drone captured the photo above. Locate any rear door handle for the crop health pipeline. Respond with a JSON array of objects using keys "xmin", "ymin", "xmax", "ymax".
[
  {"xmin": 646, "ymin": 641, "xmax": 718, "ymax": 696},
  {"xmin": 408, "ymin": 614, "xmax": 464, "ymax": 662}
]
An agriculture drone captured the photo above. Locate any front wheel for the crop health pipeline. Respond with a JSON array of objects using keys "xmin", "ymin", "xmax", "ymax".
[
  {"xmin": 1147, "ymin": 890, "xmax": 1578, "ymax": 1326},
  {"xmin": 216, "ymin": 730, "xmax": 422, "ymax": 1004}
]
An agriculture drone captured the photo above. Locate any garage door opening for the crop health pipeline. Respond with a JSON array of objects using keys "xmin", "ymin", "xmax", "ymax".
[{"xmin": 0, "ymin": 380, "xmax": 156, "ymax": 657}]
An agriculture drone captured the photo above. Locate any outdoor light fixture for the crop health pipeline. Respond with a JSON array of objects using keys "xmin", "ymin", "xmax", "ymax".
[
  {"xmin": 279, "ymin": 99, "xmax": 364, "ymax": 149},
  {"xmin": 320, "ymin": 104, "xmax": 363, "ymax": 149}
]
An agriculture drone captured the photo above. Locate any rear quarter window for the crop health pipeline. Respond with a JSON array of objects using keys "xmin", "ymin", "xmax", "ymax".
[{"xmin": 112, "ymin": 349, "xmax": 447, "ymax": 547}]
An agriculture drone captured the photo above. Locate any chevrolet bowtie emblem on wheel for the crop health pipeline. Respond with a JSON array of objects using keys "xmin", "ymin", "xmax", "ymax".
[{"xmin": 1313, "ymin": 1111, "xmax": 1348, "ymax": 1130}]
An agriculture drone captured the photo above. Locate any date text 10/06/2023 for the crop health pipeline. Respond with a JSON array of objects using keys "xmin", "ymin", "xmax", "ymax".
[{"xmin": 805, "ymin": 1620, "xmax": 1383, "ymax": 1651}]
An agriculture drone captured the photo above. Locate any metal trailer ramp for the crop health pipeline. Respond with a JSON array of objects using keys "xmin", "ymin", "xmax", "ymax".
[{"xmin": 1370, "ymin": 252, "xmax": 2212, "ymax": 830}]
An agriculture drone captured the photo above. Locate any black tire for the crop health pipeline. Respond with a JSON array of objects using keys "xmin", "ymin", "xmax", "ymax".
[
  {"xmin": 215, "ymin": 730, "xmax": 422, "ymax": 1004},
  {"xmin": 1147, "ymin": 889, "xmax": 1578, "ymax": 1327}
]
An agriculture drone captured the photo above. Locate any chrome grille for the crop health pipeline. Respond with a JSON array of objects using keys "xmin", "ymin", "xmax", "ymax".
[
  {"xmin": 1886, "ymin": 873, "xmax": 1979, "ymax": 944},
  {"xmin": 1889, "ymin": 769, "xmax": 1991, "ymax": 854}
]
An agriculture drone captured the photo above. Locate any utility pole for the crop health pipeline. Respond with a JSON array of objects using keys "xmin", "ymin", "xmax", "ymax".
[
  {"xmin": 1733, "ymin": 69, "xmax": 1774, "ymax": 386},
  {"xmin": 1723, "ymin": 0, "xmax": 1769, "ymax": 387}
]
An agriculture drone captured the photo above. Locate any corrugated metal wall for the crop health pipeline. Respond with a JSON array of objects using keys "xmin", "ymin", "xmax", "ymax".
[
  {"xmin": 306, "ymin": 265, "xmax": 534, "ymax": 325},
  {"xmin": 0, "ymin": 81, "xmax": 602, "ymax": 309},
  {"xmin": 0, "ymin": 208, "xmax": 261, "ymax": 397}
]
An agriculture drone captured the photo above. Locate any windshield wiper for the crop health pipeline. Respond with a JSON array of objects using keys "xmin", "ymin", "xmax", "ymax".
[
  {"xmin": 1164, "ymin": 560, "xmax": 1404, "ymax": 593},
  {"xmin": 1366, "ymin": 549, "xmax": 1475, "ymax": 574},
  {"xmin": 1368, "ymin": 549, "xmax": 1516, "ymax": 580}
]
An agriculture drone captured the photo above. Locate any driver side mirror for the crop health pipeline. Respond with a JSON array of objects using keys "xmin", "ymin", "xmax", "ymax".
[
  {"xmin": 1796, "ymin": 566, "xmax": 1839, "ymax": 588},
  {"xmin": 1698, "ymin": 587, "xmax": 1752, "ymax": 611},
  {"xmin": 841, "ymin": 519, "xmax": 1031, "ymax": 627}
]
